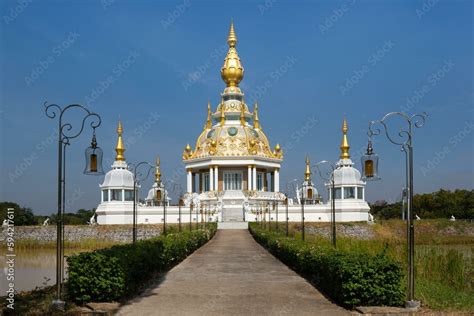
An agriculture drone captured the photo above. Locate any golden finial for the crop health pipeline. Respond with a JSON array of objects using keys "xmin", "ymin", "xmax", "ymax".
[
  {"xmin": 115, "ymin": 120, "xmax": 125, "ymax": 161},
  {"xmin": 155, "ymin": 156, "xmax": 161, "ymax": 183},
  {"xmin": 240, "ymin": 104, "xmax": 246, "ymax": 126},
  {"xmin": 253, "ymin": 102, "xmax": 260, "ymax": 129},
  {"xmin": 220, "ymin": 103, "xmax": 225, "ymax": 126},
  {"xmin": 206, "ymin": 101, "xmax": 212, "ymax": 129},
  {"xmin": 340, "ymin": 116, "xmax": 350, "ymax": 159},
  {"xmin": 305, "ymin": 155, "xmax": 311, "ymax": 181},
  {"xmin": 227, "ymin": 20, "xmax": 237, "ymax": 47},
  {"xmin": 221, "ymin": 21, "xmax": 244, "ymax": 87}
]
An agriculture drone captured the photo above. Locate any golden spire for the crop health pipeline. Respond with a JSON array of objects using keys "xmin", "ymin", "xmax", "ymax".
[
  {"xmin": 240, "ymin": 103, "xmax": 246, "ymax": 126},
  {"xmin": 227, "ymin": 20, "xmax": 237, "ymax": 47},
  {"xmin": 221, "ymin": 21, "xmax": 244, "ymax": 87},
  {"xmin": 253, "ymin": 103, "xmax": 260, "ymax": 129},
  {"xmin": 206, "ymin": 101, "xmax": 212, "ymax": 129},
  {"xmin": 155, "ymin": 156, "xmax": 161, "ymax": 183},
  {"xmin": 305, "ymin": 155, "xmax": 311, "ymax": 181},
  {"xmin": 115, "ymin": 120, "xmax": 125, "ymax": 161},
  {"xmin": 220, "ymin": 103, "xmax": 225, "ymax": 126},
  {"xmin": 340, "ymin": 116, "xmax": 351, "ymax": 159}
]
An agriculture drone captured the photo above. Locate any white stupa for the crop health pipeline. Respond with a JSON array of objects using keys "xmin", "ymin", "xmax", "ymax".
[
  {"xmin": 326, "ymin": 118, "xmax": 370, "ymax": 221},
  {"xmin": 96, "ymin": 120, "xmax": 135, "ymax": 224}
]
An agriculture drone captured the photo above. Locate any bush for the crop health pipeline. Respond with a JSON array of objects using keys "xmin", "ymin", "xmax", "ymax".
[
  {"xmin": 249, "ymin": 224, "xmax": 404, "ymax": 307},
  {"xmin": 66, "ymin": 225, "xmax": 216, "ymax": 304}
]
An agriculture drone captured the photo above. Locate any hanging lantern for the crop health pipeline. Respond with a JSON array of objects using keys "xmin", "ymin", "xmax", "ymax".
[
  {"xmin": 361, "ymin": 139, "xmax": 380, "ymax": 181},
  {"xmin": 84, "ymin": 129, "xmax": 104, "ymax": 175}
]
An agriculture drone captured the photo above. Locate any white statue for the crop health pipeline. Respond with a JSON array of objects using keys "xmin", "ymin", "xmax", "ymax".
[
  {"xmin": 295, "ymin": 184, "xmax": 301, "ymax": 205},
  {"xmin": 89, "ymin": 213, "xmax": 97, "ymax": 225},
  {"xmin": 2, "ymin": 219, "xmax": 8, "ymax": 228},
  {"xmin": 415, "ymin": 214, "xmax": 421, "ymax": 220},
  {"xmin": 368, "ymin": 213, "xmax": 374, "ymax": 222},
  {"xmin": 450, "ymin": 215, "xmax": 455, "ymax": 221},
  {"xmin": 43, "ymin": 218, "xmax": 50, "ymax": 226}
]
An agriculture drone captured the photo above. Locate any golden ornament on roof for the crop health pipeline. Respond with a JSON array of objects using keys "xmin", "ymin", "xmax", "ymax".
[{"xmin": 221, "ymin": 21, "xmax": 244, "ymax": 87}]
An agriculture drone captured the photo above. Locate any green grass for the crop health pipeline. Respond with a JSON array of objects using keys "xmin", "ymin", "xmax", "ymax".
[{"xmin": 271, "ymin": 219, "xmax": 474, "ymax": 312}]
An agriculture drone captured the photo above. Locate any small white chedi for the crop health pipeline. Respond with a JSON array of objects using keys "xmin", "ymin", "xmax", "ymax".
[{"xmin": 96, "ymin": 22, "xmax": 370, "ymax": 225}]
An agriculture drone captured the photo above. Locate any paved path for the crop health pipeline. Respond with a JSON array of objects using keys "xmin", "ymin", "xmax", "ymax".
[{"xmin": 117, "ymin": 230, "xmax": 349, "ymax": 316}]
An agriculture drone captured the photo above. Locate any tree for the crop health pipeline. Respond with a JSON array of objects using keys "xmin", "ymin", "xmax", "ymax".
[{"xmin": 0, "ymin": 202, "xmax": 37, "ymax": 226}]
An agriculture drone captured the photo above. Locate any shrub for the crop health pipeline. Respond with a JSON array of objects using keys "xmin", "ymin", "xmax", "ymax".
[
  {"xmin": 66, "ymin": 224, "xmax": 216, "ymax": 304},
  {"xmin": 249, "ymin": 224, "xmax": 404, "ymax": 307}
]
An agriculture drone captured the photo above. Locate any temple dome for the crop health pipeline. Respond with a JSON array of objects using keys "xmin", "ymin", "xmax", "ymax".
[
  {"xmin": 333, "ymin": 159, "xmax": 364, "ymax": 186},
  {"xmin": 100, "ymin": 160, "xmax": 134, "ymax": 189}
]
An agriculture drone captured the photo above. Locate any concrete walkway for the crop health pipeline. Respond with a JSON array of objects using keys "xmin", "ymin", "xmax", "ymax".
[{"xmin": 117, "ymin": 230, "xmax": 349, "ymax": 316}]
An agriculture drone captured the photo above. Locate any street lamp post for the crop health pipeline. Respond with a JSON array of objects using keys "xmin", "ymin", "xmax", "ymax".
[
  {"xmin": 44, "ymin": 102, "xmax": 103, "ymax": 309},
  {"xmin": 130, "ymin": 161, "xmax": 154, "ymax": 243},
  {"xmin": 163, "ymin": 185, "xmax": 167, "ymax": 235},
  {"xmin": 315, "ymin": 161, "xmax": 338, "ymax": 248},
  {"xmin": 301, "ymin": 195, "xmax": 305, "ymax": 241},
  {"xmin": 285, "ymin": 179, "xmax": 298, "ymax": 237},
  {"xmin": 190, "ymin": 201, "xmax": 193, "ymax": 231},
  {"xmin": 364, "ymin": 111, "xmax": 427, "ymax": 308}
]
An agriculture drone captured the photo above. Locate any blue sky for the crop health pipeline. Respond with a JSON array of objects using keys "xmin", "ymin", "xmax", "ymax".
[{"xmin": 0, "ymin": 0, "xmax": 472, "ymax": 215}]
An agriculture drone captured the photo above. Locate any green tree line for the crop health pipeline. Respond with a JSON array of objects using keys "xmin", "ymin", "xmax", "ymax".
[
  {"xmin": 0, "ymin": 201, "xmax": 95, "ymax": 226},
  {"xmin": 370, "ymin": 189, "xmax": 474, "ymax": 220}
]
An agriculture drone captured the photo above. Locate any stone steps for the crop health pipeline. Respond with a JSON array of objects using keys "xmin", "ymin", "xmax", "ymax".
[{"xmin": 217, "ymin": 221, "xmax": 249, "ymax": 230}]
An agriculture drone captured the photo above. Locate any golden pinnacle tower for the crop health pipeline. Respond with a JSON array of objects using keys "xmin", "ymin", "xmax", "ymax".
[
  {"xmin": 221, "ymin": 21, "xmax": 244, "ymax": 91},
  {"xmin": 155, "ymin": 156, "xmax": 161, "ymax": 183},
  {"xmin": 340, "ymin": 117, "xmax": 350, "ymax": 159},
  {"xmin": 182, "ymin": 21, "xmax": 282, "ymax": 161},
  {"xmin": 305, "ymin": 155, "xmax": 312, "ymax": 181},
  {"xmin": 115, "ymin": 120, "xmax": 125, "ymax": 161}
]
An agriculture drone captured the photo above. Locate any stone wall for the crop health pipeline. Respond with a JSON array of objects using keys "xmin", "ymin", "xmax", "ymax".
[{"xmin": 2, "ymin": 225, "xmax": 162, "ymax": 243}]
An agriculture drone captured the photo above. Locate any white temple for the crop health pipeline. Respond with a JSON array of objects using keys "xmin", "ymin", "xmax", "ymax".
[{"xmin": 96, "ymin": 22, "xmax": 370, "ymax": 226}]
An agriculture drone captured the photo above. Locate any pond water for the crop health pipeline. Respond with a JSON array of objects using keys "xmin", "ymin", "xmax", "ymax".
[{"xmin": 0, "ymin": 248, "xmax": 86, "ymax": 293}]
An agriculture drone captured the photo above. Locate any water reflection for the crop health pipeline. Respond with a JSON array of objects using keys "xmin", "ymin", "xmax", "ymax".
[{"xmin": 0, "ymin": 248, "xmax": 86, "ymax": 293}]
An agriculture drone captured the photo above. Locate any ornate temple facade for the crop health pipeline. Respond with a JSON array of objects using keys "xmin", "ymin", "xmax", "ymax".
[{"xmin": 96, "ymin": 23, "xmax": 370, "ymax": 225}]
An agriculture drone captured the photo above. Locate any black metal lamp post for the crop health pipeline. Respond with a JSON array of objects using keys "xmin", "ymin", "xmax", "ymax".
[
  {"xmin": 130, "ymin": 161, "xmax": 154, "ymax": 243},
  {"xmin": 315, "ymin": 160, "xmax": 337, "ymax": 248},
  {"xmin": 162, "ymin": 184, "xmax": 167, "ymax": 235},
  {"xmin": 44, "ymin": 102, "xmax": 103, "ymax": 309},
  {"xmin": 189, "ymin": 201, "xmax": 193, "ymax": 231},
  {"xmin": 365, "ymin": 111, "xmax": 427, "ymax": 308},
  {"xmin": 301, "ymin": 194, "xmax": 305, "ymax": 241},
  {"xmin": 285, "ymin": 179, "xmax": 298, "ymax": 237},
  {"xmin": 179, "ymin": 198, "xmax": 184, "ymax": 232}
]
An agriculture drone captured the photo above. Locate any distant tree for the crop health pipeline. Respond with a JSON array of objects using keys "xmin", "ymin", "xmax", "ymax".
[
  {"xmin": 0, "ymin": 202, "xmax": 36, "ymax": 225},
  {"xmin": 371, "ymin": 189, "xmax": 474, "ymax": 220}
]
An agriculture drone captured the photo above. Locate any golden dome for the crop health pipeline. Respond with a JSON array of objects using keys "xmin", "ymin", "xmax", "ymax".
[
  {"xmin": 221, "ymin": 21, "xmax": 244, "ymax": 88},
  {"xmin": 183, "ymin": 124, "xmax": 282, "ymax": 160}
]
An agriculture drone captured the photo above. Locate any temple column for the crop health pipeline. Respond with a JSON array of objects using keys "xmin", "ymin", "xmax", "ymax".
[
  {"xmin": 247, "ymin": 165, "xmax": 252, "ymax": 190},
  {"xmin": 274, "ymin": 168, "xmax": 280, "ymax": 192},
  {"xmin": 187, "ymin": 170, "xmax": 192, "ymax": 193},
  {"xmin": 252, "ymin": 166, "xmax": 257, "ymax": 191},
  {"xmin": 214, "ymin": 165, "xmax": 219, "ymax": 191},
  {"xmin": 210, "ymin": 166, "xmax": 214, "ymax": 191}
]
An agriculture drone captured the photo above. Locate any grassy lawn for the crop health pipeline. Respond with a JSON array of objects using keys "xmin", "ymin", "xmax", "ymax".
[{"xmin": 266, "ymin": 219, "xmax": 474, "ymax": 312}]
